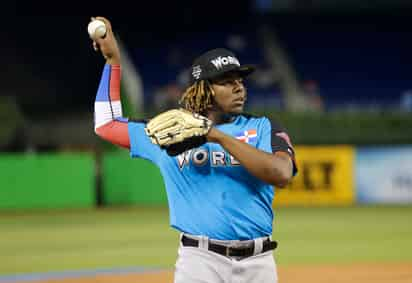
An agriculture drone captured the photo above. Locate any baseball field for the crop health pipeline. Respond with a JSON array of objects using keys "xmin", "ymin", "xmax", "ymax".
[{"xmin": 1, "ymin": 205, "xmax": 411, "ymax": 283}]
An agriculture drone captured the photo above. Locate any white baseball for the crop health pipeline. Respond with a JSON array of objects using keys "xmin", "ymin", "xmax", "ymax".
[{"xmin": 87, "ymin": 19, "xmax": 107, "ymax": 40}]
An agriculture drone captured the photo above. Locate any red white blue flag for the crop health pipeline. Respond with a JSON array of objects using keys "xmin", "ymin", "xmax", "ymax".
[{"xmin": 235, "ymin": 129, "xmax": 257, "ymax": 143}]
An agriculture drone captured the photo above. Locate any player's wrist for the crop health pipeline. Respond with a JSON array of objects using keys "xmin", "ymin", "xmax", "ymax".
[
  {"xmin": 106, "ymin": 55, "xmax": 121, "ymax": 65},
  {"xmin": 206, "ymin": 127, "xmax": 222, "ymax": 143}
]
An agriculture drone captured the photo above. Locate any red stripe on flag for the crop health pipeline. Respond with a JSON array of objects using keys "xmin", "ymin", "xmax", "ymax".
[{"xmin": 248, "ymin": 129, "xmax": 257, "ymax": 135}]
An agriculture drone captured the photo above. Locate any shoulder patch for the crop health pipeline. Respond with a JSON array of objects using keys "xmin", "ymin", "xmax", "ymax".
[{"xmin": 276, "ymin": 132, "xmax": 293, "ymax": 148}]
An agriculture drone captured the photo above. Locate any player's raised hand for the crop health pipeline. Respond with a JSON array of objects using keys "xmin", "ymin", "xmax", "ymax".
[{"xmin": 89, "ymin": 16, "xmax": 120, "ymax": 65}]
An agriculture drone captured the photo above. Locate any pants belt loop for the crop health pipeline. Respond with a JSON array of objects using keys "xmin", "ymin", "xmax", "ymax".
[
  {"xmin": 198, "ymin": 235, "xmax": 209, "ymax": 250},
  {"xmin": 179, "ymin": 233, "xmax": 184, "ymax": 247},
  {"xmin": 253, "ymin": 237, "xmax": 263, "ymax": 256}
]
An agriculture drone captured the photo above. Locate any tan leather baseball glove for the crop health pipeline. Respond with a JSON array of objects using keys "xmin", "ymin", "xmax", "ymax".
[{"xmin": 145, "ymin": 109, "xmax": 213, "ymax": 155}]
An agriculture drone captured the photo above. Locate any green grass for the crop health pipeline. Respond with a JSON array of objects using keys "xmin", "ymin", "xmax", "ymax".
[
  {"xmin": 1, "ymin": 205, "xmax": 412, "ymax": 275},
  {"xmin": 274, "ymin": 205, "xmax": 412, "ymax": 265}
]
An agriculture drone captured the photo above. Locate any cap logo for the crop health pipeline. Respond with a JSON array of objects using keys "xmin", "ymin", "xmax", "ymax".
[
  {"xmin": 210, "ymin": 56, "xmax": 240, "ymax": 70},
  {"xmin": 192, "ymin": 65, "xmax": 202, "ymax": 80}
]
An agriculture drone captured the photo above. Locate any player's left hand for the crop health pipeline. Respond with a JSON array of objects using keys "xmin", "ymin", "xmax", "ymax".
[{"xmin": 145, "ymin": 108, "xmax": 213, "ymax": 156}]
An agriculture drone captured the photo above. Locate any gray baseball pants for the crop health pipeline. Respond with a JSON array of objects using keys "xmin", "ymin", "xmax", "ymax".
[{"xmin": 174, "ymin": 233, "xmax": 278, "ymax": 283}]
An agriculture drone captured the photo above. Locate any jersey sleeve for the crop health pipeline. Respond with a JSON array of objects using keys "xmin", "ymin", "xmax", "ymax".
[
  {"xmin": 93, "ymin": 64, "xmax": 163, "ymax": 163},
  {"xmin": 260, "ymin": 117, "xmax": 298, "ymax": 176},
  {"xmin": 128, "ymin": 120, "xmax": 163, "ymax": 163},
  {"xmin": 94, "ymin": 64, "xmax": 131, "ymax": 148}
]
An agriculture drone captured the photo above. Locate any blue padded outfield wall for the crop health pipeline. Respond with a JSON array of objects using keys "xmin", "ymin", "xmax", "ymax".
[{"xmin": 356, "ymin": 146, "xmax": 412, "ymax": 204}]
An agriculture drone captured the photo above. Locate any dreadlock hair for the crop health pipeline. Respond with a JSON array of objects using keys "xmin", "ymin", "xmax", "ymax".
[{"xmin": 179, "ymin": 80, "xmax": 215, "ymax": 115}]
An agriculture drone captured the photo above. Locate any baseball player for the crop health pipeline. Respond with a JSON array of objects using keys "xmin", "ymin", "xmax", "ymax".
[{"xmin": 90, "ymin": 16, "xmax": 297, "ymax": 283}]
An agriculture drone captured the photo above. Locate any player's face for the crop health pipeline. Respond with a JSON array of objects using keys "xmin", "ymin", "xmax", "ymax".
[{"xmin": 210, "ymin": 72, "xmax": 247, "ymax": 114}]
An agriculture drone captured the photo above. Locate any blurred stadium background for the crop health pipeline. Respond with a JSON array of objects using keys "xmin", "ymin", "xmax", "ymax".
[{"xmin": 1, "ymin": 1, "xmax": 412, "ymax": 282}]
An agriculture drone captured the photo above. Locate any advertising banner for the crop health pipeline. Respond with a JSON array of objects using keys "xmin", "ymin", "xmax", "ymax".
[
  {"xmin": 356, "ymin": 146, "xmax": 412, "ymax": 204},
  {"xmin": 273, "ymin": 146, "xmax": 355, "ymax": 206}
]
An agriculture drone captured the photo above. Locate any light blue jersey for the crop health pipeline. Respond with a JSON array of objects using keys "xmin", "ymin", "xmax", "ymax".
[{"xmin": 128, "ymin": 114, "xmax": 296, "ymax": 240}]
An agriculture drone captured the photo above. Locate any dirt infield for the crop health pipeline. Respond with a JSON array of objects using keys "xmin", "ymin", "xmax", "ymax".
[{"xmin": 16, "ymin": 262, "xmax": 412, "ymax": 283}]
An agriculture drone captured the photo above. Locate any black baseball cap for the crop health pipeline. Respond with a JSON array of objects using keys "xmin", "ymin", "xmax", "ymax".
[{"xmin": 189, "ymin": 48, "xmax": 255, "ymax": 84}]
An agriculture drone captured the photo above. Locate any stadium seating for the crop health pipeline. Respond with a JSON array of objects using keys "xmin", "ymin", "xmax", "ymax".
[
  {"xmin": 131, "ymin": 16, "xmax": 410, "ymax": 111},
  {"xmin": 271, "ymin": 16, "xmax": 411, "ymax": 110}
]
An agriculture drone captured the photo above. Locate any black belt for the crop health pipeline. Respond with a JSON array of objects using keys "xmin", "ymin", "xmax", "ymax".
[{"xmin": 181, "ymin": 234, "xmax": 277, "ymax": 258}]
